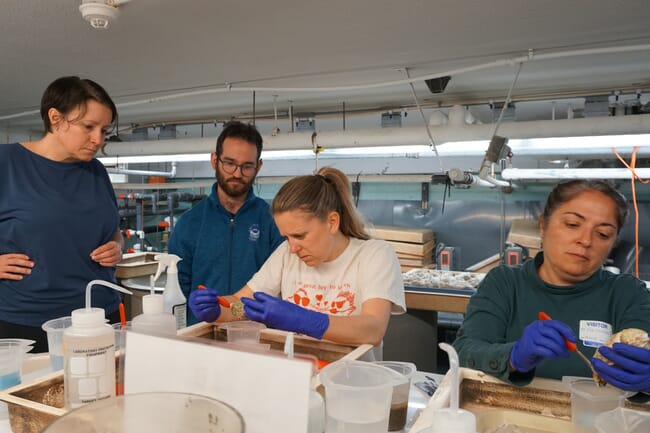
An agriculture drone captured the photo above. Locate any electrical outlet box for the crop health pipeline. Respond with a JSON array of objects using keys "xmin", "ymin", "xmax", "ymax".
[{"xmin": 438, "ymin": 246, "xmax": 461, "ymax": 271}]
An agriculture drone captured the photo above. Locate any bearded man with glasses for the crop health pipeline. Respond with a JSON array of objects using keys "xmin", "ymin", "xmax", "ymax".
[{"xmin": 168, "ymin": 121, "xmax": 284, "ymax": 325}]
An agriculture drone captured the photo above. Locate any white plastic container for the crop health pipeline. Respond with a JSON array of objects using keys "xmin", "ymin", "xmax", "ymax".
[
  {"xmin": 320, "ymin": 360, "xmax": 394, "ymax": 433},
  {"xmin": 154, "ymin": 253, "xmax": 187, "ymax": 330},
  {"xmin": 132, "ymin": 294, "xmax": 177, "ymax": 336},
  {"xmin": 63, "ymin": 280, "xmax": 132, "ymax": 409}
]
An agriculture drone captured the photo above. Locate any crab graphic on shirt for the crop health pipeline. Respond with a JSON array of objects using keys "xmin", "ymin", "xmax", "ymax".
[{"xmin": 289, "ymin": 288, "xmax": 357, "ymax": 315}]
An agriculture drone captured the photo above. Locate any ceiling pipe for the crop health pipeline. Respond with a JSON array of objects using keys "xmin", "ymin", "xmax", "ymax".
[
  {"xmin": 100, "ymin": 113, "xmax": 650, "ymax": 158},
  {"xmin": 447, "ymin": 168, "xmax": 497, "ymax": 188}
]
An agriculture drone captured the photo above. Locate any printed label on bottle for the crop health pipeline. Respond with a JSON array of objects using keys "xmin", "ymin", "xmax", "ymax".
[
  {"xmin": 64, "ymin": 335, "xmax": 115, "ymax": 409},
  {"xmin": 172, "ymin": 303, "xmax": 187, "ymax": 329}
]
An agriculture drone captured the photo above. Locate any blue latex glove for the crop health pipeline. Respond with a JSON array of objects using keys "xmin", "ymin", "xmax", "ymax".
[
  {"xmin": 510, "ymin": 319, "xmax": 577, "ymax": 373},
  {"xmin": 188, "ymin": 287, "xmax": 221, "ymax": 323},
  {"xmin": 241, "ymin": 292, "xmax": 330, "ymax": 339},
  {"xmin": 591, "ymin": 341, "xmax": 650, "ymax": 392}
]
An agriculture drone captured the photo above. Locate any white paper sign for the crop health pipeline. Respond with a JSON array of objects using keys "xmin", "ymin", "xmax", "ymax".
[{"xmin": 124, "ymin": 331, "xmax": 313, "ymax": 433}]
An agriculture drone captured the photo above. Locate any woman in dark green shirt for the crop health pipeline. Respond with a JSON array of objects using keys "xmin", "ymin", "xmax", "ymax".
[{"xmin": 453, "ymin": 180, "xmax": 650, "ymax": 393}]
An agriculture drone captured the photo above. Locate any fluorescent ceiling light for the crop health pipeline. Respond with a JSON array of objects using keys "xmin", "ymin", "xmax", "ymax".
[
  {"xmin": 96, "ymin": 134, "xmax": 650, "ymax": 164},
  {"xmin": 502, "ymin": 167, "xmax": 650, "ymax": 180},
  {"xmin": 98, "ymin": 154, "xmax": 211, "ymax": 164},
  {"xmin": 262, "ymin": 142, "xmax": 491, "ymax": 159},
  {"xmin": 508, "ymin": 134, "xmax": 650, "ymax": 156}
]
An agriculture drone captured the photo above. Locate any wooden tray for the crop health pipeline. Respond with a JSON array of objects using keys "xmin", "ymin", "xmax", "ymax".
[
  {"xmin": 0, "ymin": 323, "xmax": 372, "ymax": 433},
  {"xmin": 409, "ymin": 368, "xmax": 649, "ymax": 433},
  {"xmin": 1, "ymin": 370, "xmax": 67, "ymax": 433},
  {"xmin": 179, "ymin": 322, "xmax": 373, "ymax": 364}
]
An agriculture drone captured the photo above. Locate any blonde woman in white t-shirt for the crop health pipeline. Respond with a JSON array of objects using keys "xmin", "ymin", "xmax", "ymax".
[{"xmin": 189, "ymin": 166, "xmax": 406, "ymax": 347}]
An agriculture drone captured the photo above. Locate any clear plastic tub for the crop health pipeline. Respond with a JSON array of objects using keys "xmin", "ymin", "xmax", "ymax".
[
  {"xmin": 218, "ymin": 321, "xmax": 266, "ymax": 346},
  {"xmin": 41, "ymin": 392, "xmax": 245, "ymax": 433},
  {"xmin": 595, "ymin": 407, "xmax": 650, "ymax": 433}
]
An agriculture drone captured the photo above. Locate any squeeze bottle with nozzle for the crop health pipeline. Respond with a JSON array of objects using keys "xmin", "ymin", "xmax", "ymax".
[
  {"xmin": 63, "ymin": 280, "xmax": 132, "ymax": 409},
  {"xmin": 132, "ymin": 275, "xmax": 177, "ymax": 335},
  {"xmin": 154, "ymin": 253, "xmax": 187, "ymax": 330},
  {"xmin": 423, "ymin": 343, "xmax": 476, "ymax": 433}
]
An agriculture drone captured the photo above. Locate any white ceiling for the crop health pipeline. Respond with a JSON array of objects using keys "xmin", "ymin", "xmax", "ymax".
[{"xmin": 1, "ymin": 0, "xmax": 650, "ymax": 136}]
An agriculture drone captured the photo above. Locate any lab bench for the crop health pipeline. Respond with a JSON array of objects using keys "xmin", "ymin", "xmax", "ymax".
[{"xmin": 384, "ymin": 286, "xmax": 474, "ymax": 374}]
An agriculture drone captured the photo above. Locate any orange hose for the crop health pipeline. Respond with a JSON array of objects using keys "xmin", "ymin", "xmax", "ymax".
[
  {"xmin": 119, "ymin": 302, "xmax": 127, "ymax": 328},
  {"xmin": 612, "ymin": 146, "xmax": 649, "ymax": 278}
]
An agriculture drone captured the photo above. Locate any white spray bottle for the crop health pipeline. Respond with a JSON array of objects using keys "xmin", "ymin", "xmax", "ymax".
[
  {"xmin": 63, "ymin": 280, "xmax": 132, "ymax": 409},
  {"xmin": 154, "ymin": 253, "xmax": 187, "ymax": 330},
  {"xmin": 131, "ymin": 275, "xmax": 177, "ymax": 336}
]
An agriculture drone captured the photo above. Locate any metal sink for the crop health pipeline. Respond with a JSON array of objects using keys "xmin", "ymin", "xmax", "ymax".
[{"xmin": 120, "ymin": 274, "xmax": 166, "ymax": 292}]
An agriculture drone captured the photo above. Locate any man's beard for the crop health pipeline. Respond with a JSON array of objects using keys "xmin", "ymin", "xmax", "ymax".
[{"xmin": 216, "ymin": 170, "xmax": 255, "ymax": 198}]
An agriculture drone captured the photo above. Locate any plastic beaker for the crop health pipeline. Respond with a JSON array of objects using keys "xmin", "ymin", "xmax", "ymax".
[
  {"xmin": 111, "ymin": 322, "xmax": 131, "ymax": 396},
  {"xmin": 319, "ymin": 360, "xmax": 395, "ymax": 433},
  {"xmin": 219, "ymin": 321, "xmax": 266, "ymax": 346},
  {"xmin": 373, "ymin": 361, "xmax": 416, "ymax": 431},
  {"xmin": 564, "ymin": 377, "xmax": 630, "ymax": 433},
  {"xmin": 41, "ymin": 391, "xmax": 245, "ymax": 433},
  {"xmin": 41, "ymin": 316, "xmax": 72, "ymax": 371},
  {"xmin": 0, "ymin": 339, "xmax": 34, "ymax": 390}
]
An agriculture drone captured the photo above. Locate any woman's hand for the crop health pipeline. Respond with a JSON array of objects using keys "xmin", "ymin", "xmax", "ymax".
[
  {"xmin": 242, "ymin": 292, "xmax": 330, "ymax": 339},
  {"xmin": 510, "ymin": 319, "xmax": 576, "ymax": 372},
  {"xmin": 591, "ymin": 342, "xmax": 650, "ymax": 392},
  {"xmin": 0, "ymin": 253, "xmax": 34, "ymax": 280},
  {"xmin": 90, "ymin": 240, "xmax": 122, "ymax": 267},
  {"xmin": 91, "ymin": 230, "xmax": 124, "ymax": 267}
]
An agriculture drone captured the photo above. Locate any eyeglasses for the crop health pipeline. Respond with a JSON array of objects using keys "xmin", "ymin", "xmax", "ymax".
[{"xmin": 218, "ymin": 157, "xmax": 258, "ymax": 177}]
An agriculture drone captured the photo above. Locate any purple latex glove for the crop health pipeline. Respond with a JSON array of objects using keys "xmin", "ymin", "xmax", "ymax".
[
  {"xmin": 510, "ymin": 319, "xmax": 577, "ymax": 373},
  {"xmin": 591, "ymin": 340, "xmax": 650, "ymax": 392},
  {"xmin": 241, "ymin": 292, "xmax": 330, "ymax": 339},
  {"xmin": 188, "ymin": 287, "xmax": 221, "ymax": 323}
]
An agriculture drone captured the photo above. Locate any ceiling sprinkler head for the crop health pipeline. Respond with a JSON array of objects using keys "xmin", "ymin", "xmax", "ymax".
[{"xmin": 79, "ymin": 1, "xmax": 119, "ymax": 29}]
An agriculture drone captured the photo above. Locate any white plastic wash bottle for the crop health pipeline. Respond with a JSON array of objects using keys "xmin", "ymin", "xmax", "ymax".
[
  {"xmin": 63, "ymin": 280, "xmax": 132, "ymax": 409},
  {"xmin": 132, "ymin": 275, "xmax": 177, "ymax": 335},
  {"xmin": 154, "ymin": 253, "xmax": 187, "ymax": 330}
]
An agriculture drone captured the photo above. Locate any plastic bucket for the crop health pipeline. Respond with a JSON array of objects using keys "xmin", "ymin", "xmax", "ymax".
[{"xmin": 320, "ymin": 360, "xmax": 395, "ymax": 433}]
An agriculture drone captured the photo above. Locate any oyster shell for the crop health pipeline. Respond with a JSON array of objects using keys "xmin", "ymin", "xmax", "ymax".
[{"xmin": 593, "ymin": 328, "xmax": 650, "ymax": 386}]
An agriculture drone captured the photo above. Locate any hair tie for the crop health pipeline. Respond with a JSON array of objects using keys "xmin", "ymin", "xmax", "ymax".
[{"xmin": 316, "ymin": 173, "xmax": 332, "ymax": 184}]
